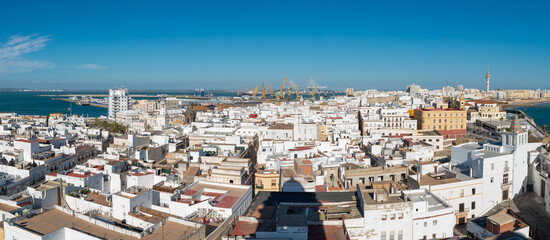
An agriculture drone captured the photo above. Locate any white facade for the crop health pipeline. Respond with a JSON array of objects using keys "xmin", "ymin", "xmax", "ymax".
[
  {"xmin": 406, "ymin": 189, "xmax": 455, "ymax": 240},
  {"xmin": 451, "ymin": 129, "xmax": 541, "ymax": 213},
  {"xmin": 108, "ymin": 87, "xmax": 129, "ymax": 120}
]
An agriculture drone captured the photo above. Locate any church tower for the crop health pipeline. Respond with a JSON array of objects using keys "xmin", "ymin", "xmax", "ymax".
[
  {"xmin": 459, "ymin": 93, "xmax": 466, "ymax": 110},
  {"xmin": 502, "ymin": 115, "xmax": 528, "ymax": 149}
]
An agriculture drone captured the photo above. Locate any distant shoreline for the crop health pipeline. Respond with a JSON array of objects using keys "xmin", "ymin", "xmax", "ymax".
[{"xmin": 502, "ymin": 98, "xmax": 550, "ymax": 110}]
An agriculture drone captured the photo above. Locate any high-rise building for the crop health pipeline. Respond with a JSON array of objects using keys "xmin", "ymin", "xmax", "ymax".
[
  {"xmin": 485, "ymin": 66, "xmax": 491, "ymax": 93},
  {"xmin": 405, "ymin": 84, "xmax": 421, "ymax": 96},
  {"xmin": 108, "ymin": 86, "xmax": 129, "ymax": 120}
]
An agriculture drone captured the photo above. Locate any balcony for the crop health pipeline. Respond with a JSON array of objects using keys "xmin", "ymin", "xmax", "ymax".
[{"xmin": 455, "ymin": 207, "xmax": 470, "ymax": 214}]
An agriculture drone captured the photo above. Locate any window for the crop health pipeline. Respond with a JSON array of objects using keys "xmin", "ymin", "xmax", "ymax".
[
  {"xmin": 381, "ymin": 231, "xmax": 387, "ymax": 240},
  {"xmin": 491, "ymin": 163, "xmax": 495, "ymax": 170},
  {"xmin": 433, "ymin": 220, "xmax": 437, "ymax": 226},
  {"xmin": 389, "ymin": 231, "xmax": 395, "ymax": 240},
  {"xmin": 490, "ymin": 177, "xmax": 494, "ymax": 183},
  {"xmin": 460, "ymin": 189, "xmax": 464, "ymax": 197},
  {"xmin": 398, "ymin": 213, "xmax": 403, "ymax": 219},
  {"xmin": 271, "ymin": 179, "xmax": 277, "ymax": 186},
  {"xmin": 229, "ymin": 180, "xmax": 234, "ymax": 184},
  {"xmin": 424, "ymin": 221, "xmax": 427, "ymax": 227},
  {"xmin": 398, "ymin": 230, "xmax": 403, "ymax": 240},
  {"xmin": 503, "ymin": 173, "xmax": 509, "ymax": 184},
  {"xmin": 382, "ymin": 214, "xmax": 387, "ymax": 221},
  {"xmin": 471, "ymin": 201, "xmax": 476, "ymax": 210},
  {"xmin": 472, "ymin": 188, "xmax": 476, "ymax": 195},
  {"xmin": 390, "ymin": 214, "xmax": 396, "ymax": 220}
]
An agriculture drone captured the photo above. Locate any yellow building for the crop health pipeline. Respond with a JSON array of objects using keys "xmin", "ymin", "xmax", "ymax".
[
  {"xmin": 459, "ymin": 93, "xmax": 466, "ymax": 110},
  {"xmin": 254, "ymin": 164, "xmax": 280, "ymax": 194},
  {"xmin": 466, "ymin": 100, "xmax": 506, "ymax": 121},
  {"xmin": 413, "ymin": 108, "xmax": 467, "ymax": 138},
  {"xmin": 131, "ymin": 99, "xmax": 158, "ymax": 111},
  {"xmin": 318, "ymin": 125, "xmax": 328, "ymax": 141},
  {"xmin": 505, "ymin": 89, "xmax": 539, "ymax": 99}
]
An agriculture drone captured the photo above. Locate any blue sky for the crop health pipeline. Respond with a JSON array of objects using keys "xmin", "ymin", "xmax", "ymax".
[{"xmin": 1, "ymin": 1, "xmax": 549, "ymax": 90}]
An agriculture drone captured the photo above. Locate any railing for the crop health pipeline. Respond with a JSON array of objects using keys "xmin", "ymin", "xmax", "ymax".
[{"xmin": 455, "ymin": 207, "xmax": 470, "ymax": 213}]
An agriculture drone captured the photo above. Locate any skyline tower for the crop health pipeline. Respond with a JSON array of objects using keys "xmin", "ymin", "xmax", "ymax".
[
  {"xmin": 485, "ymin": 65, "xmax": 490, "ymax": 93},
  {"xmin": 108, "ymin": 85, "xmax": 129, "ymax": 120}
]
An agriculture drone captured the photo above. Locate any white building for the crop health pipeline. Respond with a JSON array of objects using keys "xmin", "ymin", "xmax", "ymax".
[
  {"xmin": 451, "ymin": 117, "xmax": 541, "ymax": 213},
  {"xmin": 108, "ymin": 86, "xmax": 129, "ymax": 121},
  {"xmin": 405, "ymin": 189, "xmax": 455, "ymax": 240},
  {"xmin": 409, "ymin": 163, "xmax": 484, "ymax": 224}
]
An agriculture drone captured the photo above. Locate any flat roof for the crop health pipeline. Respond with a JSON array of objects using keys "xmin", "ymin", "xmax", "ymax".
[
  {"xmin": 308, "ymin": 225, "xmax": 347, "ymax": 240},
  {"xmin": 246, "ymin": 191, "xmax": 357, "ymax": 220},
  {"xmin": 407, "ymin": 190, "xmax": 449, "ymax": 212},
  {"xmin": 488, "ymin": 211, "xmax": 516, "ymax": 225},
  {"xmin": 14, "ymin": 209, "xmax": 138, "ymax": 239},
  {"xmin": 419, "ymin": 175, "xmax": 460, "ymax": 186},
  {"xmin": 13, "ymin": 208, "xmax": 199, "ymax": 240},
  {"xmin": 230, "ymin": 221, "xmax": 260, "ymax": 236},
  {"xmin": 32, "ymin": 180, "xmax": 71, "ymax": 192},
  {"xmin": 345, "ymin": 165, "xmax": 408, "ymax": 176},
  {"xmin": 182, "ymin": 181, "xmax": 250, "ymax": 209},
  {"xmin": 0, "ymin": 202, "xmax": 19, "ymax": 212}
]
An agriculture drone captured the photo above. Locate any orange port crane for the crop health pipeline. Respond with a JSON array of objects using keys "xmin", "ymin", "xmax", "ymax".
[
  {"xmin": 294, "ymin": 83, "xmax": 300, "ymax": 100},
  {"xmin": 262, "ymin": 82, "xmax": 267, "ymax": 99},
  {"xmin": 280, "ymin": 77, "xmax": 286, "ymax": 100},
  {"xmin": 253, "ymin": 85, "xmax": 258, "ymax": 99}
]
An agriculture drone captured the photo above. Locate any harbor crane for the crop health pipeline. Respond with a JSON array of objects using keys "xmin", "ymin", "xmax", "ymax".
[
  {"xmin": 253, "ymin": 85, "xmax": 258, "ymax": 99},
  {"xmin": 280, "ymin": 77, "xmax": 286, "ymax": 100},
  {"xmin": 261, "ymin": 82, "xmax": 267, "ymax": 99},
  {"xmin": 306, "ymin": 77, "xmax": 326, "ymax": 92},
  {"xmin": 294, "ymin": 83, "xmax": 300, "ymax": 100},
  {"xmin": 287, "ymin": 79, "xmax": 293, "ymax": 99}
]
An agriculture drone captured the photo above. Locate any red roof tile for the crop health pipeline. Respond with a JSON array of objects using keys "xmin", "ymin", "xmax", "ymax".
[
  {"xmin": 308, "ymin": 225, "xmax": 347, "ymax": 240},
  {"xmin": 216, "ymin": 196, "xmax": 239, "ymax": 208},
  {"xmin": 230, "ymin": 221, "xmax": 260, "ymax": 236},
  {"xmin": 315, "ymin": 185, "xmax": 327, "ymax": 192}
]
